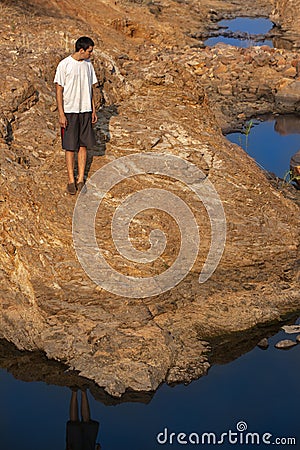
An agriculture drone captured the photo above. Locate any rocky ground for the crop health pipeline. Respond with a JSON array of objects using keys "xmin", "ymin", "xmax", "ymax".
[{"xmin": 0, "ymin": 0, "xmax": 299, "ymax": 397}]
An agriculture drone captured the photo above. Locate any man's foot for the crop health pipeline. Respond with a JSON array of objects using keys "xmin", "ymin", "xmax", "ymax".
[
  {"xmin": 66, "ymin": 182, "xmax": 77, "ymax": 195},
  {"xmin": 70, "ymin": 386, "xmax": 79, "ymax": 392},
  {"xmin": 77, "ymin": 181, "xmax": 85, "ymax": 193}
]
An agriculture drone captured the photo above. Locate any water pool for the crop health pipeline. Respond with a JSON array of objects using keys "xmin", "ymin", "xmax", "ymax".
[
  {"xmin": 227, "ymin": 114, "xmax": 300, "ymax": 178},
  {"xmin": 0, "ymin": 319, "xmax": 299, "ymax": 449},
  {"xmin": 205, "ymin": 17, "xmax": 273, "ymax": 48}
]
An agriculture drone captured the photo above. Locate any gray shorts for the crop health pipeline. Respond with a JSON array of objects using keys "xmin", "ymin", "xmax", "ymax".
[{"xmin": 62, "ymin": 112, "xmax": 96, "ymax": 152}]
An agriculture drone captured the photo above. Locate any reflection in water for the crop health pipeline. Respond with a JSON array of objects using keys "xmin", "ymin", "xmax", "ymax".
[
  {"xmin": 227, "ymin": 114, "xmax": 300, "ymax": 178},
  {"xmin": 273, "ymin": 115, "xmax": 300, "ymax": 184},
  {"xmin": 66, "ymin": 389, "xmax": 100, "ymax": 450},
  {"xmin": 205, "ymin": 36, "xmax": 273, "ymax": 48},
  {"xmin": 0, "ymin": 318, "xmax": 300, "ymax": 449},
  {"xmin": 219, "ymin": 17, "xmax": 272, "ymax": 35},
  {"xmin": 205, "ymin": 17, "xmax": 273, "ymax": 48},
  {"xmin": 274, "ymin": 114, "xmax": 300, "ymax": 135}
]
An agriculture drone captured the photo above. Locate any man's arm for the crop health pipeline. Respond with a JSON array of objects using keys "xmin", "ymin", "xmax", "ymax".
[
  {"xmin": 55, "ymin": 83, "xmax": 67, "ymax": 128},
  {"xmin": 91, "ymin": 86, "xmax": 98, "ymax": 124}
]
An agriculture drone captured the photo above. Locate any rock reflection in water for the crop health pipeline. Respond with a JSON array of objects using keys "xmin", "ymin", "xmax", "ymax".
[
  {"xmin": 0, "ymin": 339, "xmax": 153, "ymax": 406},
  {"xmin": 274, "ymin": 114, "xmax": 300, "ymax": 135},
  {"xmin": 206, "ymin": 35, "xmax": 273, "ymax": 48},
  {"xmin": 0, "ymin": 317, "xmax": 299, "ymax": 450}
]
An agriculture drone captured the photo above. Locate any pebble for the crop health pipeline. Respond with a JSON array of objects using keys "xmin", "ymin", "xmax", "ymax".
[
  {"xmin": 281, "ymin": 324, "xmax": 300, "ymax": 334},
  {"xmin": 275, "ymin": 339, "xmax": 298, "ymax": 349},
  {"xmin": 257, "ymin": 338, "xmax": 269, "ymax": 349}
]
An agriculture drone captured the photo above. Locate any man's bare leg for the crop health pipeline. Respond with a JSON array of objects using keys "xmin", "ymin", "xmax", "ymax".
[
  {"xmin": 81, "ymin": 389, "xmax": 91, "ymax": 422},
  {"xmin": 77, "ymin": 146, "xmax": 87, "ymax": 184},
  {"xmin": 70, "ymin": 390, "xmax": 79, "ymax": 422},
  {"xmin": 65, "ymin": 150, "xmax": 75, "ymax": 184}
]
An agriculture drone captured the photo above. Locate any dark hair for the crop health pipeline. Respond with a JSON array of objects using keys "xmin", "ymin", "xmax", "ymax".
[{"xmin": 75, "ymin": 36, "xmax": 95, "ymax": 52}]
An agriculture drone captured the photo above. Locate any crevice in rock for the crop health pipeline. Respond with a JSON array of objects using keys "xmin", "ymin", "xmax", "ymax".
[{"xmin": 4, "ymin": 119, "xmax": 14, "ymax": 146}]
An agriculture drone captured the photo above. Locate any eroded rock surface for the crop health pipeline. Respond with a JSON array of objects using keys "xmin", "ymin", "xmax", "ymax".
[
  {"xmin": 0, "ymin": 0, "xmax": 299, "ymax": 397},
  {"xmin": 271, "ymin": 0, "xmax": 300, "ymax": 49}
]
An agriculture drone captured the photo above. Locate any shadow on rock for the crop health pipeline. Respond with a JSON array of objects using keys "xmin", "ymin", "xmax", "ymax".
[
  {"xmin": 208, "ymin": 312, "xmax": 300, "ymax": 366},
  {"xmin": 74, "ymin": 104, "xmax": 118, "ymax": 181}
]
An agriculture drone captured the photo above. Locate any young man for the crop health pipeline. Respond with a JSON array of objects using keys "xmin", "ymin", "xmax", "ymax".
[{"xmin": 54, "ymin": 36, "xmax": 98, "ymax": 194}]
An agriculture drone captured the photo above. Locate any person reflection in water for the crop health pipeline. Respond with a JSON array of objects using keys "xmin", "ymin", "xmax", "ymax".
[{"xmin": 66, "ymin": 388, "xmax": 100, "ymax": 450}]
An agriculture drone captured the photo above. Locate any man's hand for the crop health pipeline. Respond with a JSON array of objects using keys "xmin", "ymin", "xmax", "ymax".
[
  {"xmin": 55, "ymin": 84, "xmax": 66, "ymax": 128},
  {"xmin": 59, "ymin": 113, "xmax": 68, "ymax": 128},
  {"xmin": 92, "ymin": 111, "xmax": 98, "ymax": 124}
]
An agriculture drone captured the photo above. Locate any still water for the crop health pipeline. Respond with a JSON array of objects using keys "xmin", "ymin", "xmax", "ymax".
[
  {"xmin": 0, "ymin": 319, "xmax": 299, "ymax": 450},
  {"xmin": 205, "ymin": 18, "xmax": 273, "ymax": 48},
  {"xmin": 227, "ymin": 114, "xmax": 300, "ymax": 178}
]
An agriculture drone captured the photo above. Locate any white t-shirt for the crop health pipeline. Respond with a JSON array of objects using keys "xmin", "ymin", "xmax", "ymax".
[{"xmin": 54, "ymin": 55, "xmax": 98, "ymax": 113}]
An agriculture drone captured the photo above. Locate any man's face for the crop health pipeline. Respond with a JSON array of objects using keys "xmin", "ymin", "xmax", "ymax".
[{"xmin": 79, "ymin": 46, "xmax": 94, "ymax": 60}]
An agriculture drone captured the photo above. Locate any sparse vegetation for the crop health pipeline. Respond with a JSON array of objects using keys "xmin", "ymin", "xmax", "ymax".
[{"xmin": 238, "ymin": 119, "xmax": 253, "ymax": 150}]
